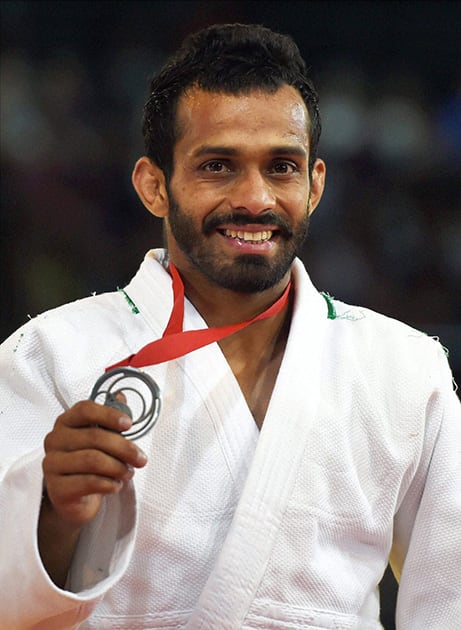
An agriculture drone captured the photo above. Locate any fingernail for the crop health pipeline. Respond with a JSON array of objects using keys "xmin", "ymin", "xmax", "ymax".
[
  {"xmin": 136, "ymin": 447, "xmax": 148, "ymax": 465},
  {"xmin": 118, "ymin": 416, "xmax": 132, "ymax": 431},
  {"xmin": 123, "ymin": 465, "xmax": 135, "ymax": 481}
]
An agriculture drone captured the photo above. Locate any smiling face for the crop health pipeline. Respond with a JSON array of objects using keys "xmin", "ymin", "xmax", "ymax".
[{"xmin": 136, "ymin": 85, "xmax": 325, "ymax": 294}]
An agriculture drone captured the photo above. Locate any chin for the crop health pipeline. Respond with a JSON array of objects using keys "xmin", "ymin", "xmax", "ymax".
[{"xmin": 205, "ymin": 254, "xmax": 293, "ymax": 293}]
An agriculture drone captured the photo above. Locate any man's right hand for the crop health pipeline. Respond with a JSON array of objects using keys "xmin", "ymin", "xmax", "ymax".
[{"xmin": 38, "ymin": 400, "xmax": 148, "ymax": 586}]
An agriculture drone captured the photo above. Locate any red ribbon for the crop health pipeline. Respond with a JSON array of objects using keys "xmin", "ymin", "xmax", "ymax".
[{"xmin": 107, "ymin": 262, "xmax": 291, "ymax": 371}]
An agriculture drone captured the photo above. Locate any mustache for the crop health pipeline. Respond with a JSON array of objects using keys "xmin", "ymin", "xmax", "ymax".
[{"xmin": 203, "ymin": 211, "xmax": 293, "ymax": 236}]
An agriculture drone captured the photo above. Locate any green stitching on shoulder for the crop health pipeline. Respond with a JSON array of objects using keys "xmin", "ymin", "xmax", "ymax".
[
  {"xmin": 337, "ymin": 308, "xmax": 366, "ymax": 321},
  {"xmin": 13, "ymin": 332, "xmax": 25, "ymax": 352},
  {"xmin": 320, "ymin": 292, "xmax": 337, "ymax": 320},
  {"xmin": 117, "ymin": 288, "xmax": 140, "ymax": 314}
]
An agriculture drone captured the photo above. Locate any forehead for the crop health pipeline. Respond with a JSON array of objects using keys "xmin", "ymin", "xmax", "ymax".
[{"xmin": 174, "ymin": 85, "xmax": 310, "ymax": 151}]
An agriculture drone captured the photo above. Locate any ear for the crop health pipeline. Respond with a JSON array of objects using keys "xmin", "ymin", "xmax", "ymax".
[
  {"xmin": 307, "ymin": 158, "xmax": 326, "ymax": 216},
  {"xmin": 132, "ymin": 157, "xmax": 169, "ymax": 218}
]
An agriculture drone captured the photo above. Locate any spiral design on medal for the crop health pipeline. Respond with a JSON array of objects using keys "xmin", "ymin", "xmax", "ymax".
[{"xmin": 90, "ymin": 367, "xmax": 161, "ymax": 440}]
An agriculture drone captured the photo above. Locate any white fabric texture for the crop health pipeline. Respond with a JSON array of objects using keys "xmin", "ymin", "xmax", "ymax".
[{"xmin": 0, "ymin": 249, "xmax": 460, "ymax": 629}]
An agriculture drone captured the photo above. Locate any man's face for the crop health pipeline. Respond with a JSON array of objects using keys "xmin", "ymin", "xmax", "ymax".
[{"xmin": 165, "ymin": 85, "xmax": 324, "ymax": 293}]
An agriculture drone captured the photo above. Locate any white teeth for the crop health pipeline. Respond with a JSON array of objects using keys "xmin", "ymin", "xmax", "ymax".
[{"xmin": 224, "ymin": 229, "xmax": 273, "ymax": 242}]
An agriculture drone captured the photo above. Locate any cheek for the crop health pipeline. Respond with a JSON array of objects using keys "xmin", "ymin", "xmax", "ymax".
[
  {"xmin": 171, "ymin": 179, "xmax": 220, "ymax": 211},
  {"xmin": 188, "ymin": 190, "xmax": 227, "ymax": 219},
  {"xmin": 283, "ymin": 186, "xmax": 310, "ymax": 217}
]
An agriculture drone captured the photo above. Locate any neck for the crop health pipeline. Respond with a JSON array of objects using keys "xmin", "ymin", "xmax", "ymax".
[
  {"xmin": 175, "ymin": 264, "xmax": 292, "ymax": 330},
  {"xmin": 217, "ymin": 291, "xmax": 292, "ymax": 354},
  {"xmin": 180, "ymin": 265, "xmax": 294, "ymax": 370}
]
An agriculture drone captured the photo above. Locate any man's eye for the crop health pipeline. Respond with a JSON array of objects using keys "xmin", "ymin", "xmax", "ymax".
[
  {"xmin": 271, "ymin": 161, "xmax": 298, "ymax": 174},
  {"xmin": 202, "ymin": 161, "xmax": 230, "ymax": 173}
]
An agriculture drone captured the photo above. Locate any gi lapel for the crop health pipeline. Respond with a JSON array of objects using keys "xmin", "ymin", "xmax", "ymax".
[
  {"xmin": 123, "ymin": 249, "xmax": 175, "ymax": 336},
  {"xmin": 184, "ymin": 259, "xmax": 330, "ymax": 629}
]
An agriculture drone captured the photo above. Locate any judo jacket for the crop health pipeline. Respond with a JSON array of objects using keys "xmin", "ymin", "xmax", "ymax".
[{"xmin": 1, "ymin": 250, "xmax": 460, "ymax": 629}]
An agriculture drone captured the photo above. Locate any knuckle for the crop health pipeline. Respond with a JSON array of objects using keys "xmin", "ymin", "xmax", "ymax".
[
  {"xmin": 80, "ymin": 448, "xmax": 106, "ymax": 471},
  {"xmin": 41, "ymin": 453, "xmax": 54, "ymax": 475},
  {"xmin": 73, "ymin": 399, "xmax": 94, "ymax": 415},
  {"xmin": 88, "ymin": 426, "xmax": 112, "ymax": 450},
  {"xmin": 43, "ymin": 430, "xmax": 54, "ymax": 451}
]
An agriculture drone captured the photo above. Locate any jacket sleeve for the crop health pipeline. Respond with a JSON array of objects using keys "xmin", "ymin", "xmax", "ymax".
[
  {"xmin": 0, "ymin": 321, "xmax": 137, "ymax": 629},
  {"xmin": 391, "ymin": 343, "xmax": 461, "ymax": 629}
]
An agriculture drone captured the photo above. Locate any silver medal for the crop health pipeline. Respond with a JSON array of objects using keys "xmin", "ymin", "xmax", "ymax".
[{"xmin": 90, "ymin": 367, "xmax": 161, "ymax": 440}]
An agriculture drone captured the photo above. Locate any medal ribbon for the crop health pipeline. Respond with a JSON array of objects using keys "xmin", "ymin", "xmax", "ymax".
[{"xmin": 107, "ymin": 262, "xmax": 291, "ymax": 371}]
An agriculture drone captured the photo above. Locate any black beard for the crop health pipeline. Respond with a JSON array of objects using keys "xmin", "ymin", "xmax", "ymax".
[{"xmin": 166, "ymin": 193, "xmax": 310, "ymax": 293}]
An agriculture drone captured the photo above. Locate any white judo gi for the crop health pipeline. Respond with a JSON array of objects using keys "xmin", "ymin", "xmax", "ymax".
[{"xmin": 0, "ymin": 249, "xmax": 460, "ymax": 630}]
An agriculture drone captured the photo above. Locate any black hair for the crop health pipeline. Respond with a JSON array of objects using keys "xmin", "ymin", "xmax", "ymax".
[{"xmin": 142, "ymin": 23, "xmax": 321, "ymax": 181}]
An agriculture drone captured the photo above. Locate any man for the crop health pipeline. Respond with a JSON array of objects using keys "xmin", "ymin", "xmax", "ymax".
[{"xmin": 0, "ymin": 23, "xmax": 460, "ymax": 630}]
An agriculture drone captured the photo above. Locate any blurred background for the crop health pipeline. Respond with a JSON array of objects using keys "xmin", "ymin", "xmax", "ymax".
[{"xmin": 1, "ymin": 2, "xmax": 460, "ymax": 627}]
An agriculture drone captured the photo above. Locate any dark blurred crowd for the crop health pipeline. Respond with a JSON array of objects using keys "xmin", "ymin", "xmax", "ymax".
[{"xmin": 1, "ymin": 1, "xmax": 460, "ymax": 372}]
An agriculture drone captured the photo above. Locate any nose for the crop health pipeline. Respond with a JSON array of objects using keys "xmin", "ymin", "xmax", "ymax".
[{"xmin": 229, "ymin": 169, "xmax": 276, "ymax": 215}]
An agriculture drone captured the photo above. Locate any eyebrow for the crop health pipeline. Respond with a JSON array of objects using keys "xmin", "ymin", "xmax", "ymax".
[
  {"xmin": 193, "ymin": 146, "xmax": 237, "ymax": 157},
  {"xmin": 192, "ymin": 145, "xmax": 307, "ymax": 158},
  {"xmin": 271, "ymin": 146, "xmax": 307, "ymax": 157}
]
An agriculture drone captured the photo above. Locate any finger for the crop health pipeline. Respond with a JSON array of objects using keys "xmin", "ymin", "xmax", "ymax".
[
  {"xmin": 56, "ymin": 400, "xmax": 132, "ymax": 433},
  {"xmin": 43, "ymin": 475, "xmax": 119, "ymax": 526},
  {"xmin": 43, "ymin": 449, "xmax": 136, "ymax": 483},
  {"xmin": 104, "ymin": 391, "xmax": 132, "ymax": 418},
  {"xmin": 44, "ymin": 425, "xmax": 148, "ymax": 468},
  {"xmin": 46, "ymin": 472, "xmax": 124, "ymax": 502}
]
